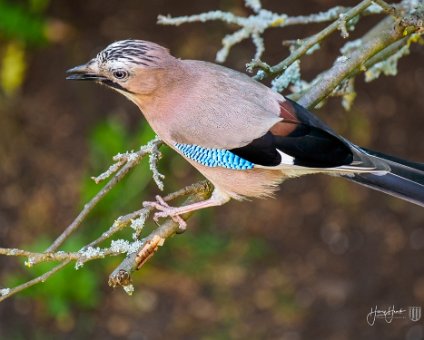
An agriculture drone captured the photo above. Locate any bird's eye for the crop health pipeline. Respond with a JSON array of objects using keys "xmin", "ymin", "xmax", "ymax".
[{"xmin": 112, "ymin": 70, "xmax": 128, "ymax": 80}]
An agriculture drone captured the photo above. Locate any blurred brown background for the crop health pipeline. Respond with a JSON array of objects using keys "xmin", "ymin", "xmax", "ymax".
[{"xmin": 0, "ymin": 0, "xmax": 423, "ymax": 339}]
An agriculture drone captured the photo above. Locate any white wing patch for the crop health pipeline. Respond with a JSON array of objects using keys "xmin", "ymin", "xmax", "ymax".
[{"xmin": 277, "ymin": 150, "xmax": 294, "ymax": 165}]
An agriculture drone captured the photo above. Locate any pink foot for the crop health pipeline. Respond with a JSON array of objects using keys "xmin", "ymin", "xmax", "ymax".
[{"xmin": 143, "ymin": 195, "xmax": 187, "ymax": 231}]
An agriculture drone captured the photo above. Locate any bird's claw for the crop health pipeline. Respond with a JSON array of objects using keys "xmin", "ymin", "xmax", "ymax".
[{"xmin": 143, "ymin": 195, "xmax": 187, "ymax": 232}]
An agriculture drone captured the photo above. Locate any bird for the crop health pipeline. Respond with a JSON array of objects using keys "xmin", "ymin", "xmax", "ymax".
[{"xmin": 66, "ymin": 39, "xmax": 424, "ymax": 229}]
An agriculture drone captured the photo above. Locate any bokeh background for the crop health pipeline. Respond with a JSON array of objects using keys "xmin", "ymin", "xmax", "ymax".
[{"xmin": 0, "ymin": 0, "xmax": 423, "ymax": 339}]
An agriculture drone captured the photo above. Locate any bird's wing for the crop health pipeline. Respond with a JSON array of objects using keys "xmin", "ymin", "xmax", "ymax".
[
  {"xmin": 170, "ymin": 60, "xmax": 283, "ymax": 149},
  {"xmin": 229, "ymin": 98, "xmax": 389, "ymax": 173},
  {"xmin": 174, "ymin": 61, "xmax": 388, "ymax": 173}
]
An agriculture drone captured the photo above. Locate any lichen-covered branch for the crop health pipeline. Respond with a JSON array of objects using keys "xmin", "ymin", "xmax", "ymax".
[
  {"xmin": 159, "ymin": 0, "xmax": 421, "ymax": 108},
  {"xmin": 45, "ymin": 137, "xmax": 163, "ymax": 253},
  {"xmin": 298, "ymin": 10, "xmax": 422, "ymax": 109},
  {"xmin": 108, "ymin": 180, "xmax": 213, "ymax": 291},
  {"xmin": 0, "ymin": 261, "xmax": 70, "ymax": 302},
  {"xmin": 158, "ymin": 0, "xmax": 384, "ymax": 63},
  {"xmin": 0, "ymin": 178, "xmax": 213, "ymax": 300},
  {"xmin": 247, "ymin": 0, "xmax": 375, "ymax": 78},
  {"xmin": 0, "ymin": 138, "xmax": 164, "ymax": 301}
]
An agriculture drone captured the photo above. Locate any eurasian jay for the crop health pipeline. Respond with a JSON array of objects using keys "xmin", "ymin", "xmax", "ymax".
[{"xmin": 67, "ymin": 40, "xmax": 424, "ymax": 228}]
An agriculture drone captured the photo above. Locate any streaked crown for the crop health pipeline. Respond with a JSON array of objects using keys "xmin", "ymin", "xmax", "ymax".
[{"xmin": 96, "ymin": 39, "xmax": 170, "ymax": 67}]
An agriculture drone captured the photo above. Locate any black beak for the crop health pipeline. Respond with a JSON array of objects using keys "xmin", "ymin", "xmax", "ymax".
[
  {"xmin": 66, "ymin": 63, "xmax": 131, "ymax": 93},
  {"xmin": 66, "ymin": 64, "xmax": 105, "ymax": 81}
]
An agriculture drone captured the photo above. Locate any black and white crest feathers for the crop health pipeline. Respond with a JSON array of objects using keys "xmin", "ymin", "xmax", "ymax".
[{"xmin": 96, "ymin": 39, "xmax": 167, "ymax": 67}]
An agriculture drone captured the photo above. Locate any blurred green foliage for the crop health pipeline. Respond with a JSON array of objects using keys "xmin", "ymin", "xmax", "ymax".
[
  {"xmin": 0, "ymin": 0, "xmax": 47, "ymax": 44},
  {"xmin": 5, "ymin": 117, "xmax": 162, "ymax": 318},
  {"xmin": 80, "ymin": 118, "xmax": 156, "ymax": 224},
  {"xmin": 6, "ymin": 237, "xmax": 99, "ymax": 318},
  {"xmin": 157, "ymin": 232, "xmax": 269, "ymax": 276},
  {"xmin": 0, "ymin": 0, "xmax": 49, "ymax": 95}
]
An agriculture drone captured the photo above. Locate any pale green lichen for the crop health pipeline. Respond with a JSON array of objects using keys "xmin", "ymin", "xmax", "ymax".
[
  {"xmin": 336, "ymin": 55, "xmax": 349, "ymax": 63},
  {"xmin": 24, "ymin": 258, "xmax": 34, "ymax": 268},
  {"xmin": 110, "ymin": 239, "xmax": 143, "ymax": 255},
  {"xmin": 130, "ymin": 209, "xmax": 150, "ymax": 239},
  {"xmin": 75, "ymin": 246, "xmax": 104, "ymax": 269},
  {"xmin": 254, "ymin": 69, "xmax": 266, "ymax": 80},
  {"xmin": 123, "ymin": 284, "xmax": 135, "ymax": 296},
  {"xmin": 110, "ymin": 239, "xmax": 131, "ymax": 253},
  {"xmin": 245, "ymin": 0, "xmax": 262, "ymax": 13},
  {"xmin": 341, "ymin": 79, "xmax": 357, "ymax": 111},
  {"xmin": 158, "ymin": 3, "xmax": 356, "ymax": 63},
  {"xmin": 0, "ymin": 288, "xmax": 11, "ymax": 296},
  {"xmin": 271, "ymin": 60, "xmax": 301, "ymax": 93},
  {"xmin": 340, "ymin": 39, "xmax": 362, "ymax": 55},
  {"xmin": 366, "ymin": 3, "xmax": 384, "ymax": 14},
  {"xmin": 365, "ymin": 44, "xmax": 410, "ymax": 82},
  {"xmin": 290, "ymin": 79, "xmax": 311, "ymax": 94},
  {"xmin": 338, "ymin": 13, "xmax": 350, "ymax": 38},
  {"xmin": 306, "ymin": 42, "xmax": 320, "ymax": 55}
]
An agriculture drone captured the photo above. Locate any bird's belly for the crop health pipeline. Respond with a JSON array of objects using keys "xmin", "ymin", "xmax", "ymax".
[
  {"xmin": 184, "ymin": 158, "xmax": 286, "ymax": 200},
  {"xmin": 158, "ymin": 137, "xmax": 287, "ymax": 200}
]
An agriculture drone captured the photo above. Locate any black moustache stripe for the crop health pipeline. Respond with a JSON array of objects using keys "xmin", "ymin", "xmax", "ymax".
[{"xmin": 100, "ymin": 79, "xmax": 134, "ymax": 94}]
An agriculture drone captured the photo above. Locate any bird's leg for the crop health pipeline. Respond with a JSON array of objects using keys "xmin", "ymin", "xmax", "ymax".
[
  {"xmin": 143, "ymin": 189, "xmax": 231, "ymax": 231},
  {"xmin": 144, "ymin": 195, "xmax": 188, "ymax": 230}
]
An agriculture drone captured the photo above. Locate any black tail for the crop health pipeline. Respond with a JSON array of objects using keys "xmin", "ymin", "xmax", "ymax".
[{"xmin": 342, "ymin": 148, "xmax": 424, "ymax": 207}]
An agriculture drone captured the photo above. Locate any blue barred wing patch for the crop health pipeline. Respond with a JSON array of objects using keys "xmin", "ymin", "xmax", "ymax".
[{"xmin": 175, "ymin": 143, "xmax": 254, "ymax": 170}]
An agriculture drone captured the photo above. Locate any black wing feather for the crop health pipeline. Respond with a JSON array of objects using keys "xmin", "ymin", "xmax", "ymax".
[
  {"xmin": 230, "ymin": 98, "xmax": 353, "ymax": 168},
  {"xmin": 230, "ymin": 132, "xmax": 282, "ymax": 166}
]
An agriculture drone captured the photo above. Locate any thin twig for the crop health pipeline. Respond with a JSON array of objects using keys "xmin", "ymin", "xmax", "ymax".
[
  {"xmin": 0, "ymin": 261, "xmax": 70, "ymax": 303},
  {"xmin": 46, "ymin": 139, "xmax": 163, "ymax": 252},
  {"xmin": 158, "ymin": 1, "xmax": 384, "ymax": 62},
  {"xmin": 1, "ymin": 247, "xmax": 121, "ymax": 263},
  {"xmin": 247, "ymin": 0, "xmax": 374, "ymax": 77},
  {"xmin": 0, "ymin": 181, "xmax": 212, "ymax": 301},
  {"xmin": 108, "ymin": 180, "xmax": 213, "ymax": 289},
  {"xmin": 41, "ymin": 182, "xmax": 211, "ymax": 265},
  {"xmin": 298, "ymin": 13, "xmax": 421, "ymax": 108},
  {"xmin": 283, "ymin": 7, "xmax": 349, "ymax": 26},
  {"xmin": 372, "ymin": 0, "xmax": 399, "ymax": 17}
]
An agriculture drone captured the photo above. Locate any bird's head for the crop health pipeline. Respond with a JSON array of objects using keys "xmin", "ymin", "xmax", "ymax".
[{"xmin": 66, "ymin": 39, "xmax": 176, "ymax": 101}]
